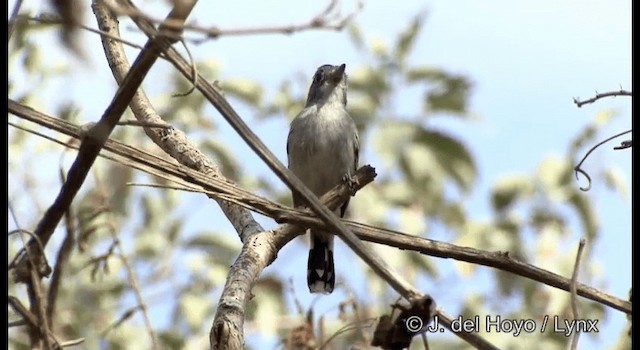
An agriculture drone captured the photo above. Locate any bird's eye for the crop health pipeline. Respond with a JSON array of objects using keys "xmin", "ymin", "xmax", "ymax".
[{"xmin": 313, "ymin": 72, "xmax": 322, "ymax": 82}]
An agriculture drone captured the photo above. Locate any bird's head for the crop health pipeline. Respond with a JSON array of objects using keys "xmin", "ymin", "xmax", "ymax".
[{"xmin": 305, "ymin": 64, "xmax": 348, "ymax": 107}]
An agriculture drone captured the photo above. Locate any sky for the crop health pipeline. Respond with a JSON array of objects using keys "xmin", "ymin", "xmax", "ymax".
[{"xmin": 8, "ymin": 0, "xmax": 631, "ymax": 349}]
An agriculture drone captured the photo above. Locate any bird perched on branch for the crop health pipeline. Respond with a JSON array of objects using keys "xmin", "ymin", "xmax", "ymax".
[{"xmin": 287, "ymin": 64, "xmax": 359, "ymax": 294}]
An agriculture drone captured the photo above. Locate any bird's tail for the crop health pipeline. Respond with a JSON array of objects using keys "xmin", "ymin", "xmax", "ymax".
[{"xmin": 307, "ymin": 232, "xmax": 335, "ymax": 294}]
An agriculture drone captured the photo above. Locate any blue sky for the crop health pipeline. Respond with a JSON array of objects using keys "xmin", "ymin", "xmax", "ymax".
[{"xmin": 8, "ymin": 0, "xmax": 631, "ymax": 349}]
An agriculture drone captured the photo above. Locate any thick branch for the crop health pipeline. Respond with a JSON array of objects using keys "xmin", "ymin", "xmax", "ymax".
[
  {"xmin": 10, "ymin": 101, "xmax": 500, "ymax": 349},
  {"xmin": 92, "ymin": 0, "xmax": 262, "ymax": 243},
  {"xmin": 11, "ymin": 0, "xmax": 198, "ymax": 283},
  {"xmin": 9, "ymin": 101, "xmax": 631, "ymax": 316}
]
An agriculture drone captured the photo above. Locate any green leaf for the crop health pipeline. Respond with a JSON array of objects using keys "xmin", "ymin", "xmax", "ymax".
[
  {"xmin": 490, "ymin": 175, "xmax": 534, "ymax": 213},
  {"xmin": 179, "ymin": 294, "xmax": 213, "ymax": 331},
  {"xmin": 200, "ymin": 139, "xmax": 240, "ymax": 181},
  {"xmin": 568, "ymin": 109, "xmax": 616, "ymax": 156},
  {"xmin": 413, "ymin": 127, "xmax": 477, "ymax": 192},
  {"xmin": 184, "ymin": 231, "xmax": 241, "ymax": 263},
  {"xmin": 349, "ymin": 66, "xmax": 389, "ymax": 104},
  {"xmin": 440, "ymin": 202, "xmax": 466, "ymax": 228},
  {"xmin": 536, "ymin": 156, "xmax": 573, "ymax": 200},
  {"xmin": 406, "ymin": 66, "xmax": 446, "ymax": 83},
  {"xmin": 602, "ymin": 167, "xmax": 628, "ymax": 199},
  {"xmin": 103, "ymin": 163, "xmax": 133, "ymax": 215},
  {"xmin": 530, "ymin": 208, "xmax": 566, "ymax": 233},
  {"xmin": 408, "ymin": 253, "xmax": 437, "ymax": 277},
  {"xmin": 347, "ymin": 94, "xmax": 378, "ymax": 127},
  {"xmin": 221, "ymin": 78, "xmax": 263, "ymax": 106},
  {"xmin": 568, "ymin": 191, "xmax": 599, "ymax": 240},
  {"xmin": 424, "ymin": 75, "xmax": 472, "ymax": 113},
  {"xmin": 372, "ymin": 120, "xmax": 416, "ymax": 167},
  {"xmin": 394, "ymin": 11, "xmax": 427, "ymax": 64},
  {"xmin": 347, "ymin": 24, "xmax": 365, "ymax": 51}
]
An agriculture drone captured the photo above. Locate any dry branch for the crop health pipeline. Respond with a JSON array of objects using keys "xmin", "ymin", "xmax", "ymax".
[
  {"xmin": 11, "ymin": 100, "xmax": 632, "ymax": 350},
  {"xmin": 11, "ymin": 0, "xmax": 199, "ymax": 284},
  {"xmin": 9, "ymin": 101, "xmax": 631, "ymax": 317}
]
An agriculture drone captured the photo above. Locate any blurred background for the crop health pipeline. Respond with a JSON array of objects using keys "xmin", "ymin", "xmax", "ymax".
[{"xmin": 8, "ymin": 0, "xmax": 631, "ymax": 349}]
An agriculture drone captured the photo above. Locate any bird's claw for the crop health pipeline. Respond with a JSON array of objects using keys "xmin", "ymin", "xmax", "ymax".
[{"xmin": 342, "ymin": 173, "xmax": 359, "ymax": 196}]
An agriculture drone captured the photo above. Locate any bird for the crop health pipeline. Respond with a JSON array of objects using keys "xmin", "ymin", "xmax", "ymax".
[{"xmin": 286, "ymin": 64, "xmax": 359, "ymax": 294}]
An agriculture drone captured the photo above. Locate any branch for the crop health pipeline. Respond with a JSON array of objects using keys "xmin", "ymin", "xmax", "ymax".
[
  {"xmin": 568, "ymin": 239, "xmax": 586, "ymax": 350},
  {"xmin": 105, "ymin": 0, "xmax": 363, "ymax": 41},
  {"xmin": 122, "ymin": 0, "xmax": 423, "ymax": 311},
  {"xmin": 45, "ymin": 172, "xmax": 76, "ymax": 326},
  {"xmin": 9, "ymin": 102, "xmax": 500, "ymax": 349},
  {"xmin": 573, "ymin": 89, "xmax": 632, "ymax": 107},
  {"xmin": 11, "ymin": 0, "xmax": 199, "ymax": 283},
  {"xmin": 8, "ymin": 102, "xmax": 632, "ymax": 315},
  {"xmin": 20, "ymin": 15, "xmax": 146, "ymax": 50},
  {"xmin": 573, "ymin": 129, "xmax": 632, "ymax": 191},
  {"xmin": 92, "ymin": 0, "xmax": 263, "ymax": 244}
]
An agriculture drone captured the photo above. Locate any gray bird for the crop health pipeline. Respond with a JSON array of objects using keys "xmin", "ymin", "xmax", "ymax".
[{"xmin": 286, "ymin": 63, "xmax": 359, "ymax": 294}]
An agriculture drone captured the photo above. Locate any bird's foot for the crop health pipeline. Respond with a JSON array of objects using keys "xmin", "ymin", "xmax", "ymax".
[{"xmin": 342, "ymin": 172, "xmax": 359, "ymax": 196}]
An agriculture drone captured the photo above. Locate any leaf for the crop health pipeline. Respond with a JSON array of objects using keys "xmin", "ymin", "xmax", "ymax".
[
  {"xmin": 179, "ymin": 294, "xmax": 212, "ymax": 331},
  {"xmin": 440, "ymin": 202, "xmax": 466, "ymax": 228},
  {"xmin": 406, "ymin": 66, "xmax": 446, "ymax": 83},
  {"xmin": 221, "ymin": 78, "xmax": 263, "ymax": 106},
  {"xmin": 413, "ymin": 127, "xmax": 477, "ymax": 192},
  {"xmin": 347, "ymin": 94, "xmax": 378, "ymax": 127},
  {"xmin": 394, "ymin": 11, "xmax": 427, "ymax": 64},
  {"xmin": 200, "ymin": 139, "xmax": 240, "ymax": 181},
  {"xmin": 407, "ymin": 253, "xmax": 437, "ymax": 277},
  {"xmin": 347, "ymin": 24, "xmax": 365, "ymax": 51},
  {"xmin": 381, "ymin": 180, "xmax": 415, "ymax": 206},
  {"xmin": 424, "ymin": 75, "xmax": 472, "ymax": 113},
  {"xmin": 397, "ymin": 206, "xmax": 427, "ymax": 236},
  {"xmin": 602, "ymin": 167, "xmax": 628, "ymax": 199},
  {"xmin": 530, "ymin": 208, "xmax": 566, "ymax": 233},
  {"xmin": 490, "ymin": 175, "xmax": 534, "ymax": 213},
  {"xmin": 349, "ymin": 66, "xmax": 389, "ymax": 104},
  {"xmin": 567, "ymin": 191, "xmax": 599, "ymax": 240},
  {"xmin": 372, "ymin": 120, "xmax": 415, "ymax": 167},
  {"xmin": 568, "ymin": 109, "xmax": 617, "ymax": 156},
  {"xmin": 261, "ymin": 80, "xmax": 304, "ymax": 119},
  {"xmin": 184, "ymin": 231, "xmax": 241, "ymax": 264},
  {"xmin": 536, "ymin": 156, "xmax": 573, "ymax": 200}
]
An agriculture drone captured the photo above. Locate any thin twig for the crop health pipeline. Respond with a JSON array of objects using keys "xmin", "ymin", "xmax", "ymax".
[
  {"xmin": 573, "ymin": 89, "xmax": 632, "ymax": 108},
  {"xmin": 7, "ymin": 229, "xmax": 47, "ymax": 271},
  {"xmin": 95, "ymin": 171, "xmax": 159, "ymax": 348},
  {"xmin": 171, "ymin": 38, "xmax": 198, "ymax": 97},
  {"xmin": 8, "ymin": 296, "xmax": 39, "ymax": 331},
  {"xmin": 567, "ymin": 239, "xmax": 587, "ymax": 350},
  {"xmin": 614, "ymin": 140, "xmax": 632, "ymax": 150},
  {"xmin": 318, "ymin": 318, "xmax": 376, "ymax": 349},
  {"xmin": 101, "ymin": 306, "xmax": 141, "ymax": 336},
  {"xmin": 28, "ymin": 260, "xmax": 56, "ymax": 349},
  {"xmin": 573, "ymin": 129, "xmax": 632, "ymax": 191},
  {"xmin": 20, "ymin": 15, "xmax": 146, "ymax": 50},
  {"xmin": 105, "ymin": 0, "xmax": 364, "ymax": 42}
]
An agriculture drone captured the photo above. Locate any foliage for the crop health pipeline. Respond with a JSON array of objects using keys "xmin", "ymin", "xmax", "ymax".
[{"xmin": 7, "ymin": 5, "xmax": 629, "ymax": 350}]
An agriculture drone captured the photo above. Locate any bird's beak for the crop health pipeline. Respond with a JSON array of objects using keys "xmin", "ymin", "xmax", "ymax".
[{"xmin": 330, "ymin": 64, "xmax": 346, "ymax": 83}]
